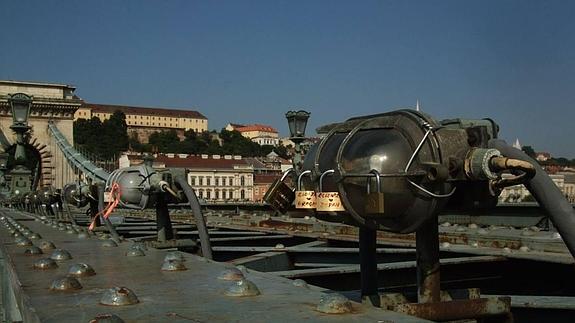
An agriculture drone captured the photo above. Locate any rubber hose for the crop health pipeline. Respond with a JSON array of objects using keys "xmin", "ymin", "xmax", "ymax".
[
  {"xmin": 489, "ymin": 139, "xmax": 575, "ymax": 259},
  {"xmin": 175, "ymin": 175, "xmax": 213, "ymax": 259}
]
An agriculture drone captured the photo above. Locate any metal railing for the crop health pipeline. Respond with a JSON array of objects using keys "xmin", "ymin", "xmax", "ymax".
[{"xmin": 47, "ymin": 121, "xmax": 110, "ymax": 182}]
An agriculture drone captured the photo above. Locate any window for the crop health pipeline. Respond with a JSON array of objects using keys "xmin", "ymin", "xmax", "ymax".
[
  {"xmin": 240, "ymin": 176, "xmax": 245, "ymax": 186},
  {"xmin": 199, "ymin": 177, "xmax": 204, "ymax": 186},
  {"xmin": 207, "ymin": 177, "xmax": 211, "ymax": 186},
  {"xmin": 215, "ymin": 177, "xmax": 219, "ymax": 186},
  {"xmin": 240, "ymin": 189, "xmax": 245, "ymax": 200},
  {"xmin": 191, "ymin": 177, "xmax": 196, "ymax": 186},
  {"xmin": 230, "ymin": 177, "xmax": 234, "ymax": 185},
  {"xmin": 199, "ymin": 190, "xmax": 203, "ymax": 198},
  {"xmin": 215, "ymin": 190, "xmax": 219, "ymax": 199},
  {"xmin": 207, "ymin": 190, "xmax": 211, "ymax": 199},
  {"xmin": 222, "ymin": 177, "xmax": 226, "ymax": 186}
]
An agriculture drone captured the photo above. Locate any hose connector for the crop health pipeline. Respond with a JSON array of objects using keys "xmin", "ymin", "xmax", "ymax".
[{"xmin": 464, "ymin": 148, "xmax": 502, "ymax": 180}]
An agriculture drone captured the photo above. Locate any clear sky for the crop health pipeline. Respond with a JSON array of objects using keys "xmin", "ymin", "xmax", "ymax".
[{"xmin": 1, "ymin": 1, "xmax": 574, "ymax": 157}]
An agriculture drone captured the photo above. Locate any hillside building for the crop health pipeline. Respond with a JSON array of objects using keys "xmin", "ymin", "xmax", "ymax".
[{"xmin": 75, "ymin": 103, "xmax": 208, "ymax": 143}]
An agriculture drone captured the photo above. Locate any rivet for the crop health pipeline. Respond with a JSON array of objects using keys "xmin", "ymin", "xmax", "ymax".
[
  {"xmin": 293, "ymin": 279, "xmax": 308, "ymax": 288},
  {"xmin": 316, "ymin": 293, "xmax": 353, "ymax": 314},
  {"xmin": 68, "ymin": 263, "xmax": 96, "ymax": 277},
  {"xmin": 224, "ymin": 279, "xmax": 261, "ymax": 297},
  {"xmin": 529, "ymin": 226, "xmax": 541, "ymax": 232},
  {"xmin": 131, "ymin": 242, "xmax": 148, "ymax": 251},
  {"xmin": 551, "ymin": 232, "xmax": 562, "ymax": 239},
  {"xmin": 519, "ymin": 246, "xmax": 530, "ymax": 252},
  {"xmin": 477, "ymin": 228, "xmax": 489, "ymax": 235},
  {"xmin": 25, "ymin": 246, "xmax": 43, "ymax": 255},
  {"xmin": 33, "ymin": 258, "xmax": 59, "ymax": 270},
  {"xmin": 29, "ymin": 233, "xmax": 42, "ymax": 240},
  {"xmin": 98, "ymin": 234, "xmax": 111, "ymax": 240},
  {"xmin": 100, "ymin": 287, "xmax": 139, "ymax": 306},
  {"xmin": 40, "ymin": 241, "xmax": 56, "ymax": 251},
  {"xmin": 164, "ymin": 251, "xmax": 185, "ymax": 262},
  {"xmin": 50, "ymin": 276, "xmax": 82, "ymax": 291},
  {"xmin": 440, "ymin": 242, "xmax": 451, "ymax": 248},
  {"xmin": 66, "ymin": 228, "xmax": 77, "ymax": 234},
  {"xmin": 161, "ymin": 259, "xmax": 187, "ymax": 271},
  {"xmin": 502, "ymin": 247, "xmax": 512, "ymax": 253},
  {"xmin": 274, "ymin": 243, "xmax": 285, "ymax": 250},
  {"xmin": 15, "ymin": 236, "xmax": 33, "ymax": 246},
  {"xmin": 101, "ymin": 240, "xmax": 118, "ymax": 248},
  {"xmin": 440, "ymin": 222, "xmax": 451, "ymax": 227},
  {"xmin": 521, "ymin": 230, "xmax": 534, "ymax": 236},
  {"xmin": 50, "ymin": 249, "xmax": 73, "ymax": 261},
  {"xmin": 456, "ymin": 227, "xmax": 467, "ymax": 232},
  {"xmin": 89, "ymin": 314, "xmax": 125, "ymax": 323},
  {"xmin": 468, "ymin": 223, "xmax": 478, "ymax": 229},
  {"xmin": 235, "ymin": 265, "xmax": 248, "ymax": 273},
  {"xmin": 125, "ymin": 247, "xmax": 145, "ymax": 257},
  {"xmin": 218, "ymin": 268, "xmax": 244, "ymax": 281},
  {"xmin": 470, "ymin": 241, "xmax": 479, "ymax": 248}
]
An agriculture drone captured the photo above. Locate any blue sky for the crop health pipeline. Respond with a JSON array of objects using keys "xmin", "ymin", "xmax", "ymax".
[{"xmin": 1, "ymin": 1, "xmax": 574, "ymax": 157}]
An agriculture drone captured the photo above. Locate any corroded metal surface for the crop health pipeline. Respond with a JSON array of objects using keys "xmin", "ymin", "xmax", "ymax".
[
  {"xmin": 0, "ymin": 209, "xmax": 427, "ymax": 322},
  {"xmin": 395, "ymin": 297, "xmax": 511, "ymax": 321}
]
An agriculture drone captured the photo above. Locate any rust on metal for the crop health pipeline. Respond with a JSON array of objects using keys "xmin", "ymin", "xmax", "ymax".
[{"xmin": 395, "ymin": 297, "xmax": 511, "ymax": 321}]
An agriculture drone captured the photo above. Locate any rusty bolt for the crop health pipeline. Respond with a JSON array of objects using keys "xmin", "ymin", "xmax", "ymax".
[
  {"xmin": 100, "ymin": 287, "xmax": 139, "ymax": 306},
  {"xmin": 25, "ymin": 246, "xmax": 43, "ymax": 255},
  {"xmin": 224, "ymin": 278, "xmax": 261, "ymax": 297},
  {"xmin": 161, "ymin": 259, "xmax": 187, "ymax": 271},
  {"xmin": 316, "ymin": 293, "xmax": 353, "ymax": 314},
  {"xmin": 68, "ymin": 263, "xmax": 96, "ymax": 277},
  {"xmin": 33, "ymin": 258, "xmax": 59, "ymax": 270},
  {"xmin": 50, "ymin": 276, "xmax": 82, "ymax": 291},
  {"xmin": 50, "ymin": 249, "xmax": 73, "ymax": 261}
]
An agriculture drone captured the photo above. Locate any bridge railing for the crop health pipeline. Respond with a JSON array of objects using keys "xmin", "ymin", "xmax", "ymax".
[{"xmin": 48, "ymin": 121, "xmax": 110, "ymax": 183}]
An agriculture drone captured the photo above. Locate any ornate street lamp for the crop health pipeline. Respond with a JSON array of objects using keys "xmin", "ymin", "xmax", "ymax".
[
  {"xmin": 285, "ymin": 110, "xmax": 310, "ymax": 171},
  {"xmin": 9, "ymin": 93, "xmax": 32, "ymax": 127},
  {"xmin": 7, "ymin": 93, "xmax": 33, "ymax": 195}
]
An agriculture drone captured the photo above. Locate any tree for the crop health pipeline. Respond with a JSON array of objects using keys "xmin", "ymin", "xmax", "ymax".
[
  {"xmin": 73, "ymin": 111, "xmax": 129, "ymax": 160},
  {"xmin": 100, "ymin": 111, "xmax": 129, "ymax": 158}
]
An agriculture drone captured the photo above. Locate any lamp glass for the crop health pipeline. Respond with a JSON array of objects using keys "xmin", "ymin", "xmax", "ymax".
[
  {"xmin": 9, "ymin": 93, "xmax": 32, "ymax": 126},
  {"xmin": 285, "ymin": 110, "xmax": 310, "ymax": 138}
]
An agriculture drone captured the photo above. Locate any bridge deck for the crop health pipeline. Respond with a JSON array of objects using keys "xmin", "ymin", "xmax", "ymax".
[{"xmin": 0, "ymin": 209, "xmax": 425, "ymax": 322}]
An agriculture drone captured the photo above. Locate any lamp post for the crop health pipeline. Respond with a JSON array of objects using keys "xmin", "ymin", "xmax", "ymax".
[
  {"xmin": 7, "ymin": 93, "xmax": 33, "ymax": 195},
  {"xmin": 285, "ymin": 110, "xmax": 310, "ymax": 172}
]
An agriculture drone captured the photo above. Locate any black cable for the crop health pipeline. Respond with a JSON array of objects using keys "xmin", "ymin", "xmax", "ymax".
[{"xmin": 174, "ymin": 175, "xmax": 213, "ymax": 259}]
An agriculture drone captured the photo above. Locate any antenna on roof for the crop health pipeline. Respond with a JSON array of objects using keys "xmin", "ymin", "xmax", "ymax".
[{"xmin": 416, "ymin": 99, "xmax": 421, "ymax": 112}]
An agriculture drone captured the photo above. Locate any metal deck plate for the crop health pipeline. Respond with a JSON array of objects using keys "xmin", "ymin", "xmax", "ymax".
[{"xmin": 0, "ymin": 210, "xmax": 427, "ymax": 322}]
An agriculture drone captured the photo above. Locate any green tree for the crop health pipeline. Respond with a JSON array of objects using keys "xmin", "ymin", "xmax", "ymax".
[
  {"xmin": 100, "ymin": 111, "xmax": 129, "ymax": 158},
  {"xmin": 73, "ymin": 111, "xmax": 129, "ymax": 160}
]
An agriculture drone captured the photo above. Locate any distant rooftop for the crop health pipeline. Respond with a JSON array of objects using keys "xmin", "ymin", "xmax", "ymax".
[
  {"xmin": 153, "ymin": 154, "xmax": 250, "ymax": 169},
  {"xmin": 85, "ymin": 103, "xmax": 207, "ymax": 119},
  {"xmin": 0, "ymin": 79, "xmax": 76, "ymax": 90},
  {"xmin": 236, "ymin": 124, "xmax": 277, "ymax": 133}
]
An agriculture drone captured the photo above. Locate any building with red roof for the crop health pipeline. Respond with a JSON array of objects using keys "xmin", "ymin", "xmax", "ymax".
[{"xmin": 75, "ymin": 103, "xmax": 208, "ymax": 143}]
